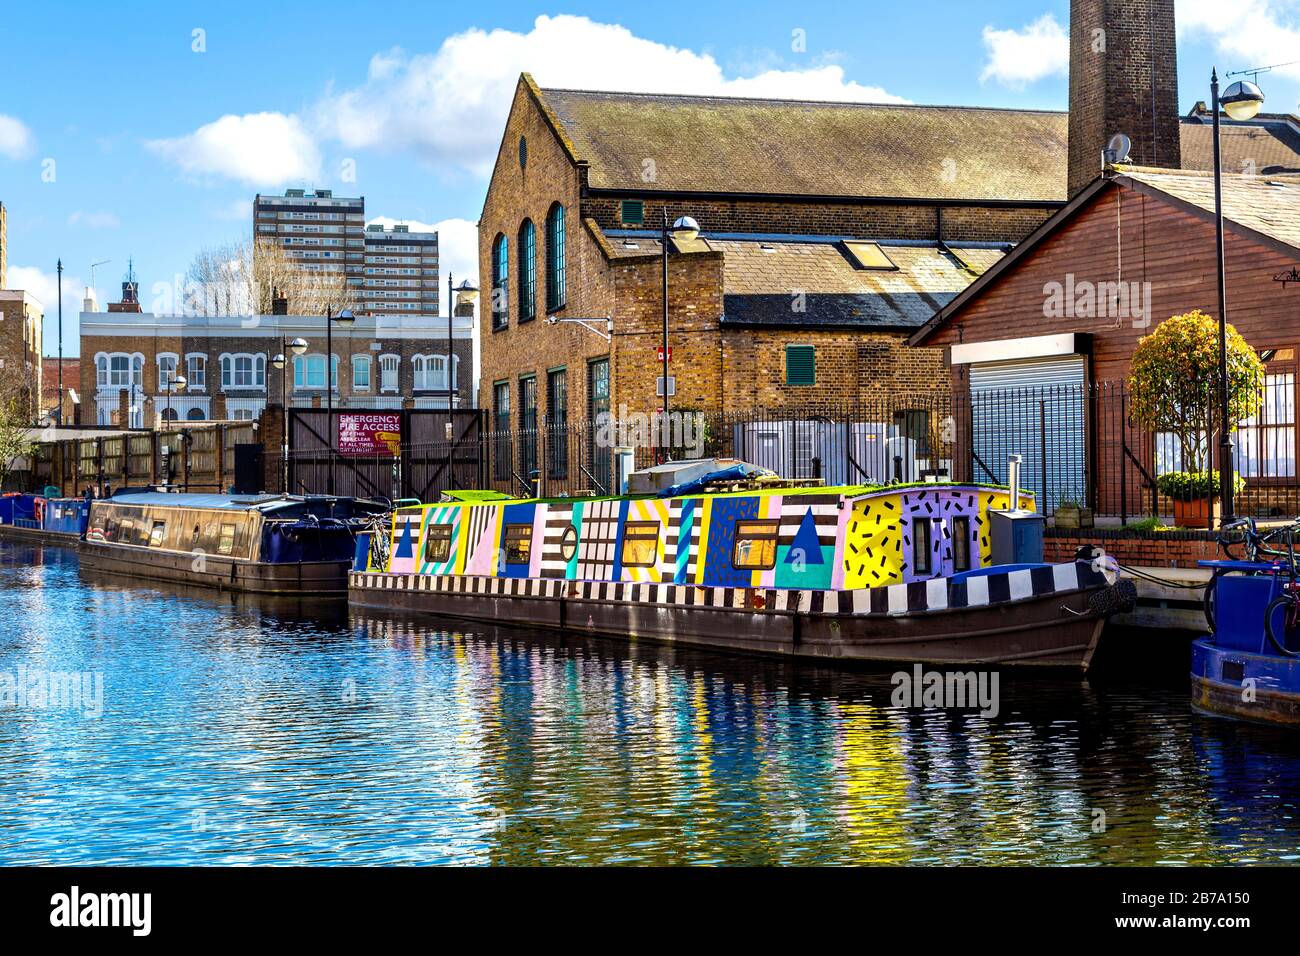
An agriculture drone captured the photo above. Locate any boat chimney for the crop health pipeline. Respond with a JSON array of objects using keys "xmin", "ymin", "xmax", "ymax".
[{"xmin": 1008, "ymin": 454, "xmax": 1023, "ymax": 511}]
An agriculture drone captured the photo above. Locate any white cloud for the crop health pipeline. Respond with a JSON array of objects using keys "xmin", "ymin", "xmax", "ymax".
[
  {"xmin": 67, "ymin": 210, "xmax": 120, "ymax": 229},
  {"xmin": 315, "ymin": 15, "xmax": 907, "ymax": 176},
  {"xmin": 0, "ymin": 114, "xmax": 34, "ymax": 160},
  {"xmin": 1178, "ymin": 0, "xmax": 1300, "ymax": 83},
  {"xmin": 979, "ymin": 14, "xmax": 1069, "ymax": 89},
  {"xmin": 146, "ymin": 112, "xmax": 322, "ymax": 187},
  {"xmin": 9, "ymin": 265, "xmax": 97, "ymax": 355}
]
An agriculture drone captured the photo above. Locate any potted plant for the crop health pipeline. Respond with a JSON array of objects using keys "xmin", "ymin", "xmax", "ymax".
[
  {"xmin": 1053, "ymin": 498, "xmax": 1094, "ymax": 529},
  {"xmin": 1155, "ymin": 470, "xmax": 1246, "ymax": 529},
  {"xmin": 1129, "ymin": 310, "xmax": 1264, "ymax": 528}
]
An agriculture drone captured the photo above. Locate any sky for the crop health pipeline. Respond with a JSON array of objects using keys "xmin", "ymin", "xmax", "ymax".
[{"xmin": 2, "ymin": 0, "xmax": 1299, "ymax": 357}]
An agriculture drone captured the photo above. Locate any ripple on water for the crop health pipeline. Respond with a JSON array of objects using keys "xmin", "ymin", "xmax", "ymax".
[{"xmin": 1, "ymin": 541, "xmax": 1300, "ymax": 865}]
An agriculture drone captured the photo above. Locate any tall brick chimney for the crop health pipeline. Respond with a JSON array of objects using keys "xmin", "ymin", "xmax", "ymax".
[{"xmin": 1068, "ymin": 0, "xmax": 1181, "ymax": 196}]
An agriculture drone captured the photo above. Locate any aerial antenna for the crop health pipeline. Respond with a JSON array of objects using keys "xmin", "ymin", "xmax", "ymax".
[
  {"xmin": 1228, "ymin": 60, "xmax": 1300, "ymax": 84},
  {"xmin": 89, "ymin": 259, "xmax": 111, "ymax": 292}
]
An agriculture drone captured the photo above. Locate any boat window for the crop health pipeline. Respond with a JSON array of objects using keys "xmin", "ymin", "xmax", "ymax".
[
  {"xmin": 733, "ymin": 519, "xmax": 779, "ymax": 570},
  {"xmin": 504, "ymin": 525, "xmax": 533, "ymax": 565},
  {"xmin": 148, "ymin": 520, "xmax": 167, "ymax": 548},
  {"xmin": 104, "ymin": 518, "xmax": 118, "ymax": 540},
  {"xmin": 191, "ymin": 524, "xmax": 203, "ymax": 550},
  {"xmin": 424, "ymin": 524, "xmax": 453, "ymax": 564},
  {"xmin": 952, "ymin": 517, "xmax": 971, "ymax": 572},
  {"xmin": 560, "ymin": 525, "xmax": 579, "ymax": 562},
  {"xmin": 118, "ymin": 519, "xmax": 134, "ymax": 543},
  {"xmin": 217, "ymin": 523, "xmax": 237, "ymax": 556},
  {"xmin": 621, "ymin": 521, "xmax": 659, "ymax": 568},
  {"xmin": 913, "ymin": 518, "xmax": 932, "ymax": 575}
]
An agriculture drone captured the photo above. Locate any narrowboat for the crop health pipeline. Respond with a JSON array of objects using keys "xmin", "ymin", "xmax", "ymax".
[
  {"xmin": 349, "ymin": 461, "xmax": 1136, "ymax": 670},
  {"xmin": 1192, "ymin": 559, "xmax": 1300, "ymax": 727},
  {"xmin": 0, "ymin": 493, "xmax": 91, "ymax": 546},
  {"xmin": 81, "ymin": 490, "xmax": 390, "ymax": 595}
]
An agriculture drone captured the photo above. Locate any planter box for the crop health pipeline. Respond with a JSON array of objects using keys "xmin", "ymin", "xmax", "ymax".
[
  {"xmin": 1172, "ymin": 497, "xmax": 1220, "ymax": 530},
  {"xmin": 1054, "ymin": 506, "xmax": 1094, "ymax": 529}
]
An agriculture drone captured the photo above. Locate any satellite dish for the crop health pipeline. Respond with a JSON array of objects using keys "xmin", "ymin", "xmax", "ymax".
[{"xmin": 1103, "ymin": 132, "xmax": 1132, "ymax": 166}]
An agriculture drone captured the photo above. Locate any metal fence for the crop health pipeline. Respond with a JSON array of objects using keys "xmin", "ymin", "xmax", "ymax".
[{"xmin": 269, "ymin": 381, "xmax": 1300, "ymax": 520}]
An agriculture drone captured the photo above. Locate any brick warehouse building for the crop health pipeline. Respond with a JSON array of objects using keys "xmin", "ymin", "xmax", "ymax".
[{"xmin": 478, "ymin": 73, "xmax": 1073, "ymax": 489}]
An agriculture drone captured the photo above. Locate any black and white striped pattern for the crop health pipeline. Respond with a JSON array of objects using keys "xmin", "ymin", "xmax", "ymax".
[
  {"xmin": 540, "ymin": 503, "xmax": 572, "ymax": 579},
  {"xmin": 351, "ymin": 561, "xmax": 1108, "ymax": 616}
]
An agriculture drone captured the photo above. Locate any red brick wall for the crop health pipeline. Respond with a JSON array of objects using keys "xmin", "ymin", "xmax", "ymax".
[{"xmin": 1045, "ymin": 529, "xmax": 1221, "ymax": 568}]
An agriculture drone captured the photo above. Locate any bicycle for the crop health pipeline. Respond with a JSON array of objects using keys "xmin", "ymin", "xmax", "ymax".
[{"xmin": 1203, "ymin": 516, "xmax": 1300, "ymax": 632}]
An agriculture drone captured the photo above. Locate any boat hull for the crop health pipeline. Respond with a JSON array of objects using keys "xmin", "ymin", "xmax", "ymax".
[
  {"xmin": 349, "ymin": 564, "xmax": 1114, "ymax": 670},
  {"xmin": 1191, "ymin": 638, "xmax": 1300, "ymax": 727},
  {"xmin": 79, "ymin": 540, "xmax": 353, "ymax": 596},
  {"xmin": 0, "ymin": 524, "xmax": 81, "ymax": 549}
]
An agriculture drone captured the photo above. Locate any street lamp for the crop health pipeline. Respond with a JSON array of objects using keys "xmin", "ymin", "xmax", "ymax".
[
  {"xmin": 161, "ymin": 371, "xmax": 186, "ymax": 425},
  {"xmin": 1210, "ymin": 69, "xmax": 1265, "ymax": 526},
  {"xmin": 660, "ymin": 211, "xmax": 700, "ymax": 461},
  {"xmin": 444, "ymin": 276, "xmax": 479, "ymax": 489},
  {"xmin": 325, "ymin": 308, "xmax": 355, "ymax": 496}
]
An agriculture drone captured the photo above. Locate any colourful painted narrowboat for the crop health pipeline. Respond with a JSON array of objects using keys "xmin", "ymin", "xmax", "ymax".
[{"xmin": 349, "ymin": 464, "xmax": 1134, "ymax": 669}]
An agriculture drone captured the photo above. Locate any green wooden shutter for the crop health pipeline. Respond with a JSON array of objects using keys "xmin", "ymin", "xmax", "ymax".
[{"xmin": 785, "ymin": 345, "xmax": 816, "ymax": 386}]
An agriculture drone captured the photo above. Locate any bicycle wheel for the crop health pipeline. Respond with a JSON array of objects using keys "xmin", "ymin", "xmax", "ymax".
[
  {"xmin": 1264, "ymin": 595, "xmax": 1300, "ymax": 657},
  {"xmin": 1203, "ymin": 570, "xmax": 1223, "ymax": 633}
]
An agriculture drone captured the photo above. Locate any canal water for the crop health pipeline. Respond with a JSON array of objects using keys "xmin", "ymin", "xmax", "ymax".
[{"xmin": 2, "ymin": 541, "xmax": 1299, "ymax": 866}]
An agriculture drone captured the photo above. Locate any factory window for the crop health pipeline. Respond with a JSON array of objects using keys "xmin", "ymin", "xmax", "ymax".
[
  {"xmin": 518, "ymin": 219, "xmax": 536, "ymax": 321},
  {"xmin": 621, "ymin": 521, "xmax": 660, "ymax": 568},
  {"xmin": 546, "ymin": 203, "xmax": 566, "ymax": 311},
  {"xmin": 492, "ymin": 233, "xmax": 509, "ymax": 331},
  {"xmin": 620, "ymin": 200, "xmax": 644, "ymax": 225},
  {"xmin": 785, "ymin": 345, "xmax": 816, "ymax": 386},
  {"xmin": 733, "ymin": 519, "xmax": 779, "ymax": 570}
]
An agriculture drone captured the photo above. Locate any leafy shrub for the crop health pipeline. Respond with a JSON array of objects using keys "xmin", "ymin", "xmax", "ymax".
[{"xmin": 1155, "ymin": 470, "xmax": 1246, "ymax": 502}]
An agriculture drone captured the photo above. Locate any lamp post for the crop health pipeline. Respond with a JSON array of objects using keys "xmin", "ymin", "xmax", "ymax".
[
  {"xmin": 1210, "ymin": 68, "xmax": 1266, "ymax": 526},
  {"xmin": 445, "ymin": 277, "xmax": 479, "ymax": 490},
  {"xmin": 161, "ymin": 371, "xmax": 186, "ymax": 425},
  {"xmin": 325, "ymin": 308, "xmax": 355, "ymax": 496},
  {"xmin": 56, "ymin": 259, "xmax": 63, "ymax": 426},
  {"xmin": 660, "ymin": 211, "xmax": 700, "ymax": 462},
  {"xmin": 286, "ymin": 337, "xmax": 308, "ymax": 492}
]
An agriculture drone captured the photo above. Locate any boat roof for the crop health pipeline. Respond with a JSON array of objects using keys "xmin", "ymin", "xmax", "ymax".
[
  {"xmin": 423, "ymin": 480, "xmax": 1023, "ymax": 508},
  {"xmin": 100, "ymin": 492, "xmax": 339, "ymax": 513}
]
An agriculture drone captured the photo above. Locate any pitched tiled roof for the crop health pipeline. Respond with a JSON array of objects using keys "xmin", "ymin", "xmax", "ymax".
[
  {"xmin": 715, "ymin": 238, "xmax": 1003, "ymax": 330},
  {"xmin": 537, "ymin": 87, "xmax": 1069, "ymax": 203},
  {"xmin": 1180, "ymin": 113, "xmax": 1300, "ymax": 175},
  {"xmin": 1119, "ymin": 166, "xmax": 1300, "ymax": 252}
]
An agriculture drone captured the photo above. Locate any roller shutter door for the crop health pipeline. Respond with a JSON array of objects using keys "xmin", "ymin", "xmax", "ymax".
[{"xmin": 969, "ymin": 355, "xmax": 1087, "ymax": 513}]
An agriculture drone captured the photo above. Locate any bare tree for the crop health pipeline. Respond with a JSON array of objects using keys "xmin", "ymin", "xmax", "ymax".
[
  {"xmin": 183, "ymin": 237, "xmax": 358, "ymax": 316},
  {"xmin": 0, "ymin": 365, "xmax": 37, "ymax": 490}
]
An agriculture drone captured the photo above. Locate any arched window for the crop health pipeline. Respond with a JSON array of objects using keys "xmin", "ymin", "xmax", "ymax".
[
  {"xmin": 546, "ymin": 203, "xmax": 566, "ymax": 312},
  {"xmin": 352, "ymin": 355, "xmax": 371, "ymax": 391},
  {"xmin": 491, "ymin": 234, "xmax": 509, "ymax": 330},
  {"xmin": 220, "ymin": 353, "xmax": 266, "ymax": 389},
  {"xmin": 518, "ymin": 219, "xmax": 536, "ymax": 322},
  {"xmin": 186, "ymin": 407, "xmax": 205, "ymax": 421},
  {"xmin": 379, "ymin": 354, "xmax": 399, "ymax": 392}
]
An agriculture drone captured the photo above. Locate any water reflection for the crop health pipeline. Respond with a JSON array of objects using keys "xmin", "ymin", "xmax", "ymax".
[{"xmin": 1, "ymin": 540, "xmax": 1299, "ymax": 865}]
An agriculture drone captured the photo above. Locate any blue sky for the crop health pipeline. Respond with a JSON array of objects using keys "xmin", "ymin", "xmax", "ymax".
[{"xmin": 2, "ymin": 0, "xmax": 1298, "ymax": 356}]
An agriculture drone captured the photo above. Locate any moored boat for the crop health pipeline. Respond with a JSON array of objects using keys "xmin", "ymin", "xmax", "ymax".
[
  {"xmin": 1192, "ymin": 559, "xmax": 1300, "ymax": 726},
  {"xmin": 81, "ymin": 490, "xmax": 390, "ymax": 595},
  {"xmin": 349, "ymin": 461, "xmax": 1135, "ymax": 670},
  {"xmin": 0, "ymin": 493, "xmax": 90, "ymax": 546}
]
